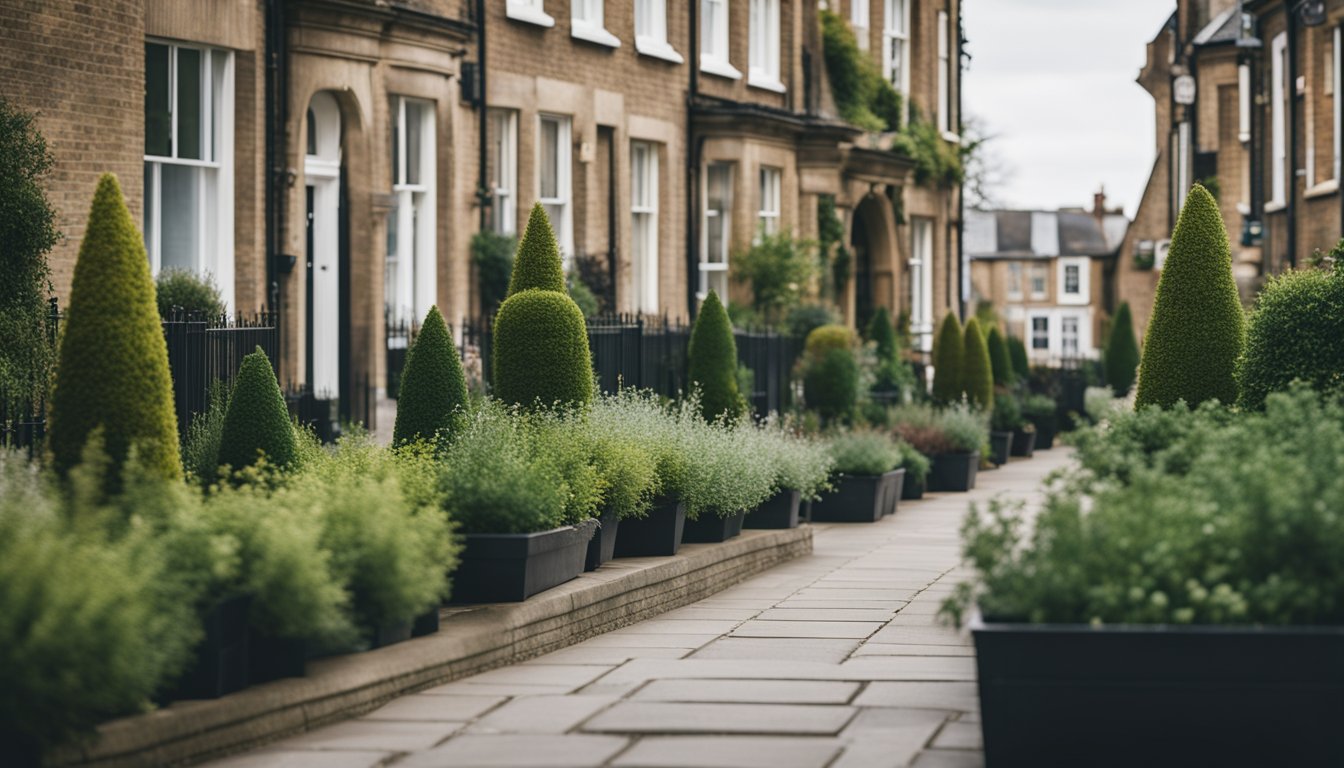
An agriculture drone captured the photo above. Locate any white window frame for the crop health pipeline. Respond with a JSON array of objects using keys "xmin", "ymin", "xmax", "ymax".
[
  {"xmin": 636, "ymin": 0, "xmax": 684, "ymax": 62},
  {"xmin": 1060, "ymin": 314, "xmax": 1082, "ymax": 360},
  {"xmin": 757, "ymin": 166, "xmax": 781, "ymax": 237},
  {"xmin": 1027, "ymin": 312, "xmax": 1050, "ymax": 355},
  {"xmin": 937, "ymin": 10, "xmax": 952, "ymax": 133},
  {"xmin": 1238, "ymin": 61, "xmax": 1252, "ymax": 144},
  {"xmin": 699, "ymin": 162, "xmax": 734, "ymax": 301},
  {"xmin": 631, "ymin": 141, "xmax": 660, "ymax": 314},
  {"xmin": 883, "ymin": 0, "xmax": 910, "ymax": 95},
  {"xmin": 910, "ymin": 217, "xmax": 934, "ymax": 353},
  {"xmin": 571, "ymin": 0, "xmax": 620, "ymax": 48},
  {"xmin": 851, "ymin": 0, "xmax": 870, "ymax": 51},
  {"xmin": 1027, "ymin": 308, "xmax": 1093, "ymax": 362},
  {"xmin": 489, "ymin": 108, "xmax": 518, "ymax": 235},
  {"xmin": 143, "ymin": 41, "xmax": 235, "ymax": 314},
  {"xmin": 507, "ymin": 0, "xmax": 554, "ymax": 28},
  {"xmin": 1271, "ymin": 31, "xmax": 1288, "ymax": 209},
  {"xmin": 1057, "ymin": 256, "xmax": 1089, "ymax": 306},
  {"xmin": 1006, "ymin": 262, "xmax": 1023, "ymax": 301},
  {"xmin": 1029, "ymin": 262, "xmax": 1048, "ymax": 300},
  {"xmin": 386, "ymin": 96, "xmax": 436, "ymax": 327},
  {"xmin": 701, "ymin": 0, "xmax": 742, "ymax": 79},
  {"xmin": 748, "ymin": 0, "xmax": 784, "ymax": 92},
  {"xmin": 537, "ymin": 113, "xmax": 573, "ymax": 264}
]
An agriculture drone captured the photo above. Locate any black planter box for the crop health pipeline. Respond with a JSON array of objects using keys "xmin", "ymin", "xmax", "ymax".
[
  {"xmin": 988, "ymin": 431, "xmax": 1013, "ymax": 466},
  {"xmin": 682, "ymin": 510, "xmax": 746, "ymax": 543},
  {"xmin": 801, "ymin": 499, "xmax": 812, "ymax": 524},
  {"xmin": 928, "ymin": 452, "xmax": 978, "ymax": 492},
  {"xmin": 746, "ymin": 489, "xmax": 801, "ymax": 529},
  {"xmin": 1030, "ymin": 418, "xmax": 1057, "ymax": 450},
  {"xmin": 162, "ymin": 595, "xmax": 251, "ymax": 701},
  {"xmin": 1010, "ymin": 428, "xmax": 1036, "ymax": 457},
  {"xmin": 450, "ymin": 520, "xmax": 596, "ymax": 603},
  {"xmin": 810, "ymin": 470, "xmax": 905, "ymax": 523},
  {"xmin": 411, "ymin": 607, "xmax": 440, "ymax": 637},
  {"xmin": 247, "ymin": 630, "xmax": 306, "ymax": 685},
  {"xmin": 614, "ymin": 498, "xmax": 686, "ymax": 557},
  {"xmin": 972, "ymin": 613, "xmax": 1344, "ymax": 767},
  {"xmin": 368, "ymin": 619, "xmax": 413, "ymax": 649},
  {"xmin": 900, "ymin": 470, "xmax": 925, "ymax": 500},
  {"xmin": 585, "ymin": 507, "xmax": 620, "ymax": 572}
]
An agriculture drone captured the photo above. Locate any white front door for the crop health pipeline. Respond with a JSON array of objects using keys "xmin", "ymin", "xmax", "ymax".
[{"xmin": 306, "ymin": 92, "xmax": 341, "ymax": 399}]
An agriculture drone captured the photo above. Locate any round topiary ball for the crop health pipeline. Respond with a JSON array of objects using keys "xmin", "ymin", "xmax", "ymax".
[
  {"xmin": 1237, "ymin": 265, "xmax": 1344, "ymax": 410},
  {"xmin": 393, "ymin": 305, "xmax": 469, "ymax": 446},
  {"xmin": 931, "ymin": 312, "xmax": 963, "ymax": 404},
  {"xmin": 493, "ymin": 289, "xmax": 594, "ymax": 409},
  {"xmin": 688, "ymin": 290, "xmax": 744, "ymax": 422},
  {"xmin": 805, "ymin": 323, "xmax": 856, "ymax": 360},
  {"xmin": 217, "ymin": 347, "xmax": 297, "ymax": 472},
  {"xmin": 961, "ymin": 317, "xmax": 994, "ymax": 411}
]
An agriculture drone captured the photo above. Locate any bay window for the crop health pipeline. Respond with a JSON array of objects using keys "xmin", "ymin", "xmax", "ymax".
[
  {"xmin": 386, "ymin": 97, "xmax": 436, "ymax": 326},
  {"xmin": 631, "ymin": 141, "xmax": 660, "ymax": 314},
  {"xmin": 700, "ymin": 162, "xmax": 734, "ymax": 300}
]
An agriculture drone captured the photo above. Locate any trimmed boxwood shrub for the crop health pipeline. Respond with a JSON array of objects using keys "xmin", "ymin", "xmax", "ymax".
[
  {"xmin": 688, "ymin": 290, "xmax": 744, "ymax": 422},
  {"xmin": 156, "ymin": 268, "xmax": 224, "ymax": 319},
  {"xmin": 932, "ymin": 312, "xmax": 963, "ymax": 404},
  {"xmin": 393, "ymin": 306, "xmax": 468, "ymax": 446},
  {"xmin": 961, "ymin": 317, "xmax": 994, "ymax": 410},
  {"xmin": 1236, "ymin": 264, "xmax": 1344, "ymax": 410},
  {"xmin": 493, "ymin": 289, "xmax": 594, "ymax": 409},
  {"xmin": 217, "ymin": 347, "xmax": 297, "ymax": 472},
  {"xmin": 803, "ymin": 324, "xmax": 859, "ymax": 422},
  {"xmin": 1105, "ymin": 301, "xmax": 1140, "ymax": 397},
  {"xmin": 507, "ymin": 203, "xmax": 565, "ymax": 297},
  {"xmin": 48, "ymin": 174, "xmax": 181, "ymax": 482},
  {"xmin": 1134, "ymin": 184, "xmax": 1245, "ymax": 409},
  {"xmin": 986, "ymin": 325, "xmax": 1012, "ymax": 386},
  {"xmin": 1007, "ymin": 335, "xmax": 1030, "ymax": 381}
]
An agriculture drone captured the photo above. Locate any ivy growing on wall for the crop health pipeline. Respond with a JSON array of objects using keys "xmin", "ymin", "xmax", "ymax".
[
  {"xmin": 820, "ymin": 10, "xmax": 903, "ymax": 133},
  {"xmin": 890, "ymin": 105, "xmax": 964, "ymax": 189}
]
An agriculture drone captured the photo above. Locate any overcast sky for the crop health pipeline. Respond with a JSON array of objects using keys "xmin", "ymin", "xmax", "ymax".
[{"xmin": 963, "ymin": 0, "xmax": 1177, "ymax": 216}]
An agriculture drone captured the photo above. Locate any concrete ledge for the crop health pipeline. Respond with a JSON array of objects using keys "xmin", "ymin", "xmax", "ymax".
[{"xmin": 57, "ymin": 527, "xmax": 813, "ymax": 768}]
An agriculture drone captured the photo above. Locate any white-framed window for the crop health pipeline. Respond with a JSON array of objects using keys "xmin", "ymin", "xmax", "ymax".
[
  {"xmin": 883, "ymin": 0, "xmax": 910, "ymax": 95},
  {"xmin": 851, "ymin": 0, "xmax": 870, "ymax": 50},
  {"xmin": 1058, "ymin": 256, "xmax": 1089, "ymax": 305},
  {"xmin": 636, "ymin": 0, "xmax": 683, "ymax": 62},
  {"xmin": 701, "ymin": 0, "xmax": 741, "ymax": 79},
  {"xmin": 1238, "ymin": 61, "xmax": 1252, "ymax": 144},
  {"xmin": 572, "ymin": 0, "xmax": 620, "ymax": 47},
  {"xmin": 1006, "ymin": 262, "xmax": 1023, "ymax": 300},
  {"xmin": 507, "ymin": 0, "xmax": 554, "ymax": 28},
  {"xmin": 488, "ymin": 109, "xmax": 518, "ymax": 235},
  {"xmin": 1029, "ymin": 262, "xmax": 1048, "ymax": 299},
  {"xmin": 1272, "ymin": 31, "xmax": 1288, "ymax": 208},
  {"xmin": 1061, "ymin": 315, "xmax": 1080, "ymax": 359},
  {"xmin": 937, "ymin": 10, "xmax": 952, "ymax": 133},
  {"xmin": 1027, "ymin": 309, "xmax": 1092, "ymax": 361},
  {"xmin": 1029, "ymin": 314, "xmax": 1049, "ymax": 352},
  {"xmin": 144, "ymin": 41, "xmax": 235, "ymax": 314},
  {"xmin": 749, "ymin": 0, "xmax": 783, "ymax": 91},
  {"xmin": 631, "ymin": 141, "xmax": 660, "ymax": 314},
  {"xmin": 386, "ymin": 96, "xmax": 436, "ymax": 327},
  {"xmin": 700, "ymin": 162, "xmax": 734, "ymax": 300},
  {"xmin": 538, "ymin": 114, "xmax": 573, "ymax": 263},
  {"xmin": 910, "ymin": 217, "xmax": 934, "ymax": 353},
  {"xmin": 757, "ymin": 166, "xmax": 781, "ymax": 237}
]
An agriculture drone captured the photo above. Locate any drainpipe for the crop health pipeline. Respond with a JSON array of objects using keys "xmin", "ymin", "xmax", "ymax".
[
  {"xmin": 686, "ymin": 0, "xmax": 700, "ymax": 319},
  {"xmin": 264, "ymin": 0, "xmax": 288, "ymax": 366},
  {"xmin": 956, "ymin": 2, "xmax": 966, "ymax": 321},
  {"xmin": 1287, "ymin": 5, "xmax": 1299, "ymax": 268},
  {"xmin": 476, "ymin": 0, "xmax": 489, "ymax": 233}
]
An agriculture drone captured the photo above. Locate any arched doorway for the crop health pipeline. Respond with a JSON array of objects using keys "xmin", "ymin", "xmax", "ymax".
[
  {"xmin": 851, "ymin": 194, "xmax": 893, "ymax": 332},
  {"xmin": 304, "ymin": 91, "xmax": 343, "ymax": 401},
  {"xmin": 851, "ymin": 205, "xmax": 874, "ymax": 331}
]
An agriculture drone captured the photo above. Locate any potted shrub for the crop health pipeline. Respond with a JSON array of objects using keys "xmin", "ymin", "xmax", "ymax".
[
  {"xmin": 897, "ymin": 441, "xmax": 931, "ymax": 501},
  {"xmin": 810, "ymin": 430, "xmax": 905, "ymax": 523},
  {"xmin": 894, "ymin": 404, "xmax": 985, "ymax": 493},
  {"xmin": 945, "ymin": 388, "xmax": 1344, "ymax": 765},
  {"xmin": 991, "ymin": 392, "xmax": 1034, "ymax": 460},
  {"xmin": 579, "ymin": 402, "xmax": 658, "ymax": 570},
  {"xmin": 600, "ymin": 392, "xmax": 694, "ymax": 557},
  {"xmin": 1021, "ymin": 394, "xmax": 1058, "ymax": 450},
  {"xmin": 746, "ymin": 421, "xmax": 833, "ymax": 529},
  {"xmin": 681, "ymin": 414, "xmax": 775, "ymax": 543}
]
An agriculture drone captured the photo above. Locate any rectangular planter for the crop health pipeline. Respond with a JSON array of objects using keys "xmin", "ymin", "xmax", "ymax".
[
  {"xmin": 450, "ymin": 520, "xmax": 597, "ymax": 603},
  {"xmin": 988, "ymin": 431, "xmax": 1013, "ymax": 466},
  {"xmin": 1029, "ymin": 417, "xmax": 1057, "ymax": 450},
  {"xmin": 584, "ymin": 507, "xmax": 620, "ymax": 572},
  {"xmin": 745, "ymin": 489, "xmax": 802, "ymax": 529},
  {"xmin": 1010, "ymin": 428, "xmax": 1036, "ymax": 458},
  {"xmin": 972, "ymin": 613, "xmax": 1344, "ymax": 766},
  {"xmin": 810, "ymin": 470, "xmax": 905, "ymax": 523},
  {"xmin": 900, "ymin": 471, "xmax": 925, "ymax": 500},
  {"xmin": 613, "ymin": 497, "xmax": 686, "ymax": 558},
  {"xmin": 247, "ymin": 631, "xmax": 305, "ymax": 685},
  {"xmin": 682, "ymin": 510, "xmax": 746, "ymax": 543},
  {"xmin": 927, "ymin": 452, "xmax": 978, "ymax": 492},
  {"xmin": 368, "ymin": 619, "xmax": 413, "ymax": 650},
  {"xmin": 162, "ymin": 595, "xmax": 251, "ymax": 701}
]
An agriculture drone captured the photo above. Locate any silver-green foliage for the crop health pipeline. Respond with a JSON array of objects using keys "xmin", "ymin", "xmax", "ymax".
[{"xmin": 828, "ymin": 429, "xmax": 902, "ymax": 476}]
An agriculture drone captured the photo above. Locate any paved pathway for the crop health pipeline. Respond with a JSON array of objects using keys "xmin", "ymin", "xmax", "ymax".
[{"xmin": 207, "ymin": 448, "xmax": 1071, "ymax": 768}]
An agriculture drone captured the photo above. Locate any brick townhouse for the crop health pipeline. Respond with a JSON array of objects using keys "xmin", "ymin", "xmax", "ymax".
[{"xmin": 0, "ymin": 0, "xmax": 963, "ymax": 425}]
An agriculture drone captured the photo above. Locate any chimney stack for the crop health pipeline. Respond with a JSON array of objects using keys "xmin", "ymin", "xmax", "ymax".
[{"xmin": 1093, "ymin": 186, "xmax": 1107, "ymax": 222}]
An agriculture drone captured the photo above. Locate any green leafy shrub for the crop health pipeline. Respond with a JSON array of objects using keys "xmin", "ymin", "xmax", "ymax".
[
  {"xmin": 898, "ymin": 441, "xmax": 931, "ymax": 483},
  {"xmin": 1104, "ymin": 301, "xmax": 1140, "ymax": 396},
  {"xmin": 931, "ymin": 312, "xmax": 963, "ymax": 404},
  {"xmin": 182, "ymin": 381, "xmax": 229, "ymax": 485},
  {"xmin": 567, "ymin": 271, "xmax": 600, "ymax": 319},
  {"xmin": 757, "ymin": 418, "xmax": 834, "ymax": 501},
  {"xmin": 588, "ymin": 390, "xmax": 691, "ymax": 510},
  {"xmin": 48, "ymin": 174, "xmax": 181, "ymax": 482},
  {"xmin": 819, "ymin": 9, "xmax": 902, "ymax": 132},
  {"xmin": 689, "ymin": 290, "xmax": 744, "ymax": 422},
  {"xmin": 507, "ymin": 203, "xmax": 565, "ymax": 296},
  {"xmin": 1021, "ymin": 394, "xmax": 1057, "ymax": 433},
  {"xmin": 990, "ymin": 392, "xmax": 1024, "ymax": 432},
  {"xmin": 961, "ymin": 317, "xmax": 994, "ymax": 410},
  {"xmin": 1007, "ymin": 335, "xmax": 1030, "ymax": 381},
  {"xmin": 1068, "ymin": 399, "xmax": 1233, "ymax": 487},
  {"xmin": 828, "ymin": 429, "xmax": 902, "ymax": 476},
  {"xmin": 522, "ymin": 407, "xmax": 604, "ymax": 525},
  {"xmin": 471, "ymin": 231, "xmax": 515, "ymax": 312},
  {"xmin": 785, "ymin": 304, "xmax": 839, "ymax": 339},
  {"xmin": 939, "ymin": 404, "xmax": 989, "ymax": 453},
  {"xmin": 1134, "ymin": 184, "xmax": 1245, "ymax": 409},
  {"xmin": 890, "ymin": 110, "xmax": 963, "ymax": 188},
  {"xmin": 1236, "ymin": 264, "xmax": 1344, "ymax": 410},
  {"xmin": 582, "ymin": 412, "xmax": 659, "ymax": 520},
  {"xmin": 393, "ymin": 306, "xmax": 468, "ymax": 446},
  {"xmin": 679, "ymin": 410, "xmax": 777, "ymax": 519},
  {"xmin": 890, "ymin": 402, "xmax": 955, "ymax": 456},
  {"xmin": 986, "ymin": 326, "xmax": 1012, "ymax": 386},
  {"xmin": 804, "ymin": 347, "xmax": 860, "ymax": 423},
  {"xmin": 493, "ymin": 289, "xmax": 594, "ymax": 409},
  {"xmin": 155, "ymin": 268, "xmax": 224, "ymax": 318},
  {"xmin": 217, "ymin": 347, "xmax": 297, "ymax": 472},
  {"xmin": 732, "ymin": 233, "xmax": 818, "ymax": 324},
  {"xmin": 1084, "ymin": 386, "xmax": 1122, "ymax": 424}
]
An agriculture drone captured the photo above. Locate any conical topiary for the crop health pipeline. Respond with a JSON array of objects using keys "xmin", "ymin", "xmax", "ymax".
[
  {"xmin": 1007, "ymin": 335, "xmax": 1030, "ymax": 380},
  {"xmin": 688, "ymin": 291, "xmax": 744, "ymax": 421},
  {"xmin": 931, "ymin": 312, "xmax": 963, "ymax": 404},
  {"xmin": 986, "ymin": 325, "xmax": 1012, "ymax": 387},
  {"xmin": 1105, "ymin": 302, "xmax": 1140, "ymax": 397},
  {"xmin": 1135, "ymin": 184, "xmax": 1246, "ymax": 409},
  {"xmin": 961, "ymin": 317, "xmax": 994, "ymax": 411},
  {"xmin": 217, "ymin": 347, "xmax": 297, "ymax": 471},
  {"xmin": 48, "ymin": 174, "xmax": 181, "ymax": 481},
  {"xmin": 393, "ymin": 306, "xmax": 468, "ymax": 445},
  {"xmin": 867, "ymin": 306, "xmax": 897, "ymax": 364},
  {"xmin": 493, "ymin": 289, "xmax": 594, "ymax": 408},
  {"xmin": 506, "ymin": 203, "xmax": 565, "ymax": 297}
]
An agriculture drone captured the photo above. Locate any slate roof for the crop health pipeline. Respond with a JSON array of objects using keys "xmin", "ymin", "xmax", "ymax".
[{"xmin": 965, "ymin": 208, "xmax": 1130, "ymax": 260}]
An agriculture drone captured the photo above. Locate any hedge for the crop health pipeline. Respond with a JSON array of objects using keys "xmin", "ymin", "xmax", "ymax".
[
  {"xmin": 393, "ymin": 305, "xmax": 468, "ymax": 445},
  {"xmin": 1237, "ymin": 264, "xmax": 1344, "ymax": 410},
  {"xmin": 688, "ymin": 290, "xmax": 743, "ymax": 422}
]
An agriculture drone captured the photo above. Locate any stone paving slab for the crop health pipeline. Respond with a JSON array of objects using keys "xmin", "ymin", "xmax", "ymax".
[
  {"xmin": 612, "ymin": 736, "xmax": 843, "ymax": 768},
  {"xmin": 689, "ymin": 637, "xmax": 861, "ymax": 663},
  {"xmin": 361, "ymin": 694, "xmax": 502, "ymax": 722},
  {"xmin": 631, "ymin": 678, "xmax": 860, "ymax": 704},
  {"xmin": 468, "ymin": 694, "xmax": 619, "ymax": 734},
  {"xmin": 395, "ymin": 734, "xmax": 630, "ymax": 767},
  {"xmin": 581, "ymin": 702, "xmax": 857, "ymax": 735},
  {"xmin": 205, "ymin": 752, "xmax": 391, "ymax": 768},
  {"xmin": 731, "ymin": 619, "xmax": 884, "ymax": 639}
]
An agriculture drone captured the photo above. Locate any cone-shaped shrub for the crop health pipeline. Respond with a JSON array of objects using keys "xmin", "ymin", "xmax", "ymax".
[
  {"xmin": 1135, "ymin": 184, "xmax": 1245, "ymax": 409},
  {"xmin": 688, "ymin": 291, "xmax": 744, "ymax": 421},
  {"xmin": 218, "ymin": 347, "xmax": 297, "ymax": 471},
  {"xmin": 48, "ymin": 174, "xmax": 181, "ymax": 481},
  {"xmin": 493, "ymin": 289, "xmax": 594, "ymax": 408},
  {"xmin": 804, "ymin": 346, "xmax": 859, "ymax": 422},
  {"xmin": 393, "ymin": 306, "xmax": 468, "ymax": 445},
  {"xmin": 506, "ymin": 203, "xmax": 565, "ymax": 297},
  {"xmin": 1105, "ymin": 301, "xmax": 1140, "ymax": 397},
  {"xmin": 931, "ymin": 312, "xmax": 963, "ymax": 404},
  {"xmin": 867, "ymin": 306, "xmax": 897, "ymax": 363},
  {"xmin": 986, "ymin": 325, "xmax": 1011, "ymax": 386},
  {"xmin": 1237, "ymin": 264, "xmax": 1344, "ymax": 410},
  {"xmin": 961, "ymin": 317, "xmax": 994, "ymax": 410},
  {"xmin": 1008, "ymin": 335, "xmax": 1030, "ymax": 380}
]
